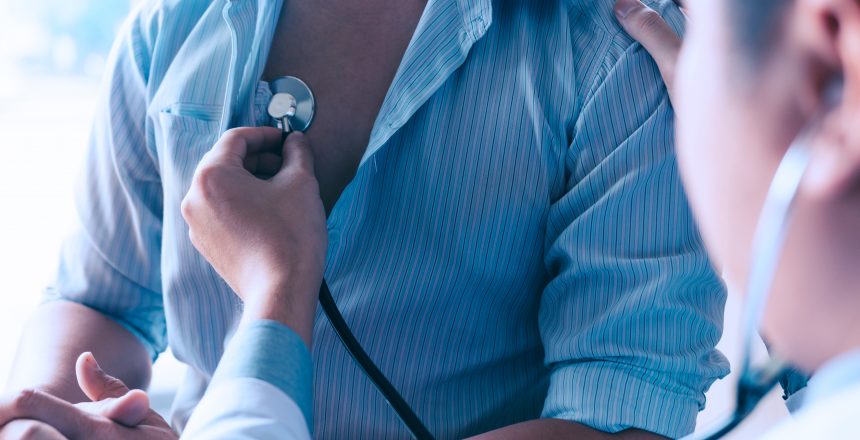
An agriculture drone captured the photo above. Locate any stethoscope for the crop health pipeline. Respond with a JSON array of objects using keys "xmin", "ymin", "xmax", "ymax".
[
  {"xmin": 689, "ymin": 79, "xmax": 843, "ymax": 440},
  {"xmin": 267, "ymin": 76, "xmax": 435, "ymax": 440}
]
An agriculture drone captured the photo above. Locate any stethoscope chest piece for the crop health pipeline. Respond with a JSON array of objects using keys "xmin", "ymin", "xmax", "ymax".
[{"xmin": 268, "ymin": 75, "xmax": 315, "ymax": 133}]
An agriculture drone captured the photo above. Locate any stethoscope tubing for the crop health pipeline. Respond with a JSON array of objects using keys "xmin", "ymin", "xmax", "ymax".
[
  {"xmin": 319, "ymin": 281, "xmax": 435, "ymax": 440},
  {"xmin": 268, "ymin": 74, "xmax": 434, "ymax": 439}
]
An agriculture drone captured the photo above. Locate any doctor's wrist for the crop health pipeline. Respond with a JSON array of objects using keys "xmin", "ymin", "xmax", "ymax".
[{"xmin": 241, "ymin": 281, "xmax": 320, "ymax": 348}]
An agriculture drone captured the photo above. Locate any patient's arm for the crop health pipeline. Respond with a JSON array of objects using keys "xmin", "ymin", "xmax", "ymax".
[{"xmin": 5, "ymin": 301, "xmax": 151, "ymax": 404}]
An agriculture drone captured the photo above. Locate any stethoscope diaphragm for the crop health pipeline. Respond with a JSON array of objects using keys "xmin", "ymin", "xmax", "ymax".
[{"xmin": 268, "ymin": 75, "xmax": 315, "ymax": 133}]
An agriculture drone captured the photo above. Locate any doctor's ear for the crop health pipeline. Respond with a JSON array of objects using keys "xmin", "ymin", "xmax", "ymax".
[{"xmin": 795, "ymin": 0, "xmax": 860, "ymax": 198}]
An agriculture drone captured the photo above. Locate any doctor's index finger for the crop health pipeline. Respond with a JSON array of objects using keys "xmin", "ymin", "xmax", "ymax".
[{"xmin": 210, "ymin": 126, "xmax": 285, "ymax": 166}]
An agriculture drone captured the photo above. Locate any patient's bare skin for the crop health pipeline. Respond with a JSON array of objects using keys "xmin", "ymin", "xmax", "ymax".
[{"xmin": 263, "ymin": 0, "xmax": 426, "ymax": 211}]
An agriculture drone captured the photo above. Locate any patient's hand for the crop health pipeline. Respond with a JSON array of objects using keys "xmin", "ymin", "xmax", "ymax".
[
  {"xmin": 182, "ymin": 128, "xmax": 326, "ymax": 345},
  {"xmin": 0, "ymin": 420, "xmax": 68, "ymax": 439},
  {"xmin": 0, "ymin": 353, "xmax": 177, "ymax": 440}
]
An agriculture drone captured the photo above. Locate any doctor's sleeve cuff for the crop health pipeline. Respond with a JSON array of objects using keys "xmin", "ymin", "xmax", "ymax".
[
  {"xmin": 541, "ymin": 361, "xmax": 699, "ymax": 439},
  {"xmin": 211, "ymin": 320, "xmax": 314, "ymax": 429}
]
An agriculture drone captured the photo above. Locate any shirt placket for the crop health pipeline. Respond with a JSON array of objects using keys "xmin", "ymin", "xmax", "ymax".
[
  {"xmin": 220, "ymin": 0, "xmax": 283, "ymax": 132},
  {"xmin": 324, "ymin": 0, "xmax": 493, "ymax": 255}
]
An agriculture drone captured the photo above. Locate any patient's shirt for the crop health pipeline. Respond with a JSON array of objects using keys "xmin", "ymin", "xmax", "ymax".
[{"xmin": 47, "ymin": 0, "xmax": 728, "ymax": 438}]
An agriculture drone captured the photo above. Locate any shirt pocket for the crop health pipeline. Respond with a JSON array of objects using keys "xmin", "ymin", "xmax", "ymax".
[
  {"xmin": 158, "ymin": 102, "xmax": 222, "ymax": 134},
  {"xmin": 155, "ymin": 102, "xmax": 223, "ymax": 208}
]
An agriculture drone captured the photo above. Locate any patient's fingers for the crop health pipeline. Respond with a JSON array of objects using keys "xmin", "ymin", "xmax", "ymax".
[
  {"xmin": 75, "ymin": 352, "xmax": 150, "ymax": 427},
  {"xmin": 615, "ymin": 0, "xmax": 682, "ymax": 102},
  {"xmin": 0, "ymin": 419, "xmax": 68, "ymax": 440},
  {"xmin": 74, "ymin": 390, "xmax": 150, "ymax": 428},
  {"xmin": 75, "ymin": 352, "xmax": 130, "ymax": 401},
  {"xmin": 0, "ymin": 389, "xmax": 94, "ymax": 438}
]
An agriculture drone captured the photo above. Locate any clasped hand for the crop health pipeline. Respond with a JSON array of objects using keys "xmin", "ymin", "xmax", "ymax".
[
  {"xmin": 0, "ymin": 353, "xmax": 175, "ymax": 440},
  {"xmin": 181, "ymin": 127, "xmax": 327, "ymax": 344}
]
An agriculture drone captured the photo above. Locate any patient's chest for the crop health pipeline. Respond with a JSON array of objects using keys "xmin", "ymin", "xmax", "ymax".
[
  {"xmin": 152, "ymin": 6, "xmax": 573, "ymax": 431},
  {"xmin": 262, "ymin": 1, "xmax": 425, "ymax": 211}
]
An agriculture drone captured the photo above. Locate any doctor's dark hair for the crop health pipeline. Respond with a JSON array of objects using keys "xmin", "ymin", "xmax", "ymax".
[{"xmin": 730, "ymin": 0, "xmax": 792, "ymax": 61}]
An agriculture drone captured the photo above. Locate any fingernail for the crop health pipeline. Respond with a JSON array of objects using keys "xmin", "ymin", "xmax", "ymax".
[{"xmin": 615, "ymin": 0, "xmax": 643, "ymax": 19}]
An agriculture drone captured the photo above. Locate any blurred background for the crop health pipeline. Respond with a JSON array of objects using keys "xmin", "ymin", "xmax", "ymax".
[
  {"xmin": 0, "ymin": 0, "xmax": 789, "ymax": 437},
  {"xmin": 0, "ymin": 0, "xmax": 185, "ymax": 418}
]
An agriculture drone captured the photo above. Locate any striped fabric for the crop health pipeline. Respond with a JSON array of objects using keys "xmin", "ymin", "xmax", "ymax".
[
  {"xmin": 210, "ymin": 320, "xmax": 315, "ymax": 429},
  {"xmin": 47, "ymin": 0, "xmax": 729, "ymax": 438}
]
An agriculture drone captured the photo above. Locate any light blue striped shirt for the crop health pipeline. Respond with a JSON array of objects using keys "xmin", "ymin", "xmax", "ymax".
[{"xmin": 47, "ymin": 0, "xmax": 729, "ymax": 437}]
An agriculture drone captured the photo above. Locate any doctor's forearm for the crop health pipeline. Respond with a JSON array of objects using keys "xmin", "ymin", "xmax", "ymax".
[
  {"xmin": 469, "ymin": 419, "xmax": 667, "ymax": 440},
  {"xmin": 5, "ymin": 301, "xmax": 152, "ymax": 403}
]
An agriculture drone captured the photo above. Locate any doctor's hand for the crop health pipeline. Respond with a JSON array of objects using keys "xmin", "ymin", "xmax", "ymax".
[
  {"xmin": 615, "ymin": 0, "xmax": 682, "ymax": 104},
  {"xmin": 0, "ymin": 352, "xmax": 176, "ymax": 440},
  {"xmin": 182, "ymin": 128, "xmax": 327, "ymax": 345}
]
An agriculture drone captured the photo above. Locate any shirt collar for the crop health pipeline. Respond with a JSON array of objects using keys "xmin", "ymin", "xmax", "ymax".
[
  {"xmin": 361, "ymin": 0, "xmax": 493, "ymax": 165},
  {"xmin": 806, "ymin": 348, "xmax": 860, "ymax": 407},
  {"xmin": 225, "ymin": 0, "xmax": 494, "ymax": 40},
  {"xmin": 222, "ymin": 0, "xmax": 495, "ymax": 164}
]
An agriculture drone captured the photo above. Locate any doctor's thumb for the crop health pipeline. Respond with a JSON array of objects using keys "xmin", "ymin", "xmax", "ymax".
[{"xmin": 279, "ymin": 131, "xmax": 317, "ymax": 177}]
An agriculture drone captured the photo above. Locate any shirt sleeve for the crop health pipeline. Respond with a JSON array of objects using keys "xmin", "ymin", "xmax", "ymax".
[
  {"xmin": 181, "ymin": 320, "xmax": 314, "ymax": 440},
  {"xmin": 43, "ymin": 4, "xmax": 167, "ymax": 360},
  {"xmin": 540, "ymin": 3, "xmax": 729, "ymax": 437}
]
